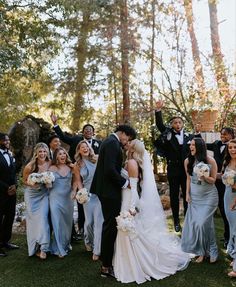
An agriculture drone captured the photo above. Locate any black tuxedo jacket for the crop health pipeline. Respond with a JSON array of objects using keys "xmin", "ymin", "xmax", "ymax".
[
  {"xmin": 90, "ymin": 134, "xmax": 126, "ymax": 201},
  {"xmin": 155, "ymin": 111, "xmax": 196, "ymax": 176},
  {"xmin": 0, "ymin": 152, "xmax": 17, "ymax": 197},
  {"xmin": 53, "ymin": 125, "xmax": 102, "ymax": 161},
  {"xmin": 207, "ymin": 140, "xmax": 226, "ymax": 172}
]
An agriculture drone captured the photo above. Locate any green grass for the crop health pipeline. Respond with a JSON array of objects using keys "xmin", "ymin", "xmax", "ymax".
[{"xmin": 0, "ymin": 216, "xmax": 236, "ymax": 287}]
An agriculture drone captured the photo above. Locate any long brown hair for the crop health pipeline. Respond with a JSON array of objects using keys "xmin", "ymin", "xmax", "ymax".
[
  {"xmin": 222, "ymin": 139, "xmax": 236, "ymax": 173},
  {"xmin": 51, "ymin": 147, "xmax": 72, "ymax": 166},
  {"xmin": 74, "ymin": 140, "xmax": 97, "ymax": 166}
]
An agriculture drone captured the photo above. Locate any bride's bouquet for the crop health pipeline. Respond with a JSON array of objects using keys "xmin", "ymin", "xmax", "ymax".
[
  {"xmin": 27, "ymin": 171, "xmax": 55, "ymax": 188},
  {"xmin": 222, "ymin": 170, "xmax": 236, "ymax": 192},
  {"xmin": 76, "ymin": 188, "xmax": 91, "ymax": 204},
  {"xmin": 193, "ymin": 162, "xmax": 210, "ymax": 184},
  {"xmin": 116, "ymin": 211, "xmax": 137, "ymax": 235}
]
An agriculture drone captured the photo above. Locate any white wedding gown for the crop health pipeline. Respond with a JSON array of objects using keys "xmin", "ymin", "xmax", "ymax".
[{"xmin": 113, "ymin": 153, "xmax": 190, "ymax": 284}]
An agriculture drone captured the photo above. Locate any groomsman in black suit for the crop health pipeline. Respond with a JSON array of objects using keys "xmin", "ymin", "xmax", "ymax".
[
  {"xmin": 91, "ymin": 125, "xmax": 136, "ymax": 278},
  {"xmin": 50, "ymin": 113, "xmax": 101, "ymax": 160},
  {"xmin": 47, "ymin": 134, "xmax": 61, "ymax": 160},
  {"xmin": 155, "ymin": 100, "xmax": 199, "ymax": 232},
  {"xmin": 207, "ymin": 127, "xmax": 235, "ymax": 248},
  {"xmin": 0, "ymin": 133, "xmax": 19, "ymax": 257},
  {"xmin": 50, "ymin": 113, "xmax": 102, "ymax": 241}
]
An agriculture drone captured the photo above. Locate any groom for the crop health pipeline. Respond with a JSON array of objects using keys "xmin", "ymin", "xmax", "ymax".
[{"xmin": 91, "ymin": 125, "xmax": 136, "ymax": 278}]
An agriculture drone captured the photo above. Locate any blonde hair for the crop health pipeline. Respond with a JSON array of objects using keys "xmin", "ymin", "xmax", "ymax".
[
  {"xmin": 131, "ymin": 139, "xmax": 145, "ymax": 169},
  {"xmin": 51, "ymin": 147, "xmax": 72, "ymax": 166},
  {"xmin": 30, "ymin": 142, "xmax": 50, "ymax": 172},
  {"xmin": 74, "ymin": 140, "xmax": 97, "ymax": 166}
]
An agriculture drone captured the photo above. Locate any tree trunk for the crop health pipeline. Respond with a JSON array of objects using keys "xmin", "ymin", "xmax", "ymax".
[
  {"xmin": 71, "ymin": 12, "xmax": 90, "ymax": 132},
  {"xmin": 150, "ymin": 0, "xmax": 157, "ymax": 174},
  {"xmin": 183, "ymin": 0, "xmax": 206, "ymax": 101},
  {"xmin": 120, "ymin": 0, "xmax": 130, "ymax": 124},
  {"xmin": 208, "ymin": 0, "xmax": 230, "ymax": 97}
]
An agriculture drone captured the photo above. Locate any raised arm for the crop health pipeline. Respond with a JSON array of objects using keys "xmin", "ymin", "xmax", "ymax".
[
  {"xmin": 51, "ymin": 112, "xmax": 74, "ymax": 145},
  {"xmin": 155, "ymin": 100, "xmax": 167, "ymax": 133}
]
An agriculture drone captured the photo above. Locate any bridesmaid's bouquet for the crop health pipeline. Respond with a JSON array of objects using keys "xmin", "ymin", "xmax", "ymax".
[
  {"xmin": 193, "ymin": 162, "xmax": 210, "ymax": 184},
  {"xmin": 41, "ymin": 171, "xmax": 55, "ymax": 188},
  {"xmin": 76, "ymin": 188, "xmax": 91, "ymax": 204},
  {"xmin": 222, "ymin": 170, "xmax": 236, "ymax": 192},
  {"xmin": 27, "ymin": 173, "xmax": 43, "ymax": 185},
  {"xmin": 27, "ymin": 171, "xmax": 55, "ymax": 188},
  {"xmin": 116, "ymin": 211, "xmax": 136, "ymax": 235}
]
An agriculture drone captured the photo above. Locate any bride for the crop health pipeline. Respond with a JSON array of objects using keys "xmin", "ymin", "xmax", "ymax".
[{"xmin": 113, "ymin": 139, "xmax": 191, "ymax": 284}]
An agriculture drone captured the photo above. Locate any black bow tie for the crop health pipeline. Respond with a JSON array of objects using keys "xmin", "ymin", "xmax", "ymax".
[
  {"xmin": 174, "ymin": 131, "xmax": 181, "ymax": 136},
  {"xmin": 3, "ymin": 151, "xmax": 9, "ymax": 155}
]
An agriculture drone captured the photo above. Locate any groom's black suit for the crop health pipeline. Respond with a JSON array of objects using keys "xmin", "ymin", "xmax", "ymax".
[{"xmin": 91, "ymin": 134, "xmax": 126, "ymax": 268}]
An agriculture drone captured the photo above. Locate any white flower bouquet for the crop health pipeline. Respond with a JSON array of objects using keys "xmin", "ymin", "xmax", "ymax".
[
  {"xmin": 116, "ymin": 211, "xmax": 136, "ymax": 235},
  {"xmin": 27, "ymin": 171, "xmax": 55, "ymax": 188},
  {"xmin": 76, "ymin": 188, "xmax": 91, "ymax": 204},
  {"xmin": 193, "ymin": 162, "xmax": 210, "ymax": 184},
  {"xmin": 222, "ymin": 170, "xmax": 236, "ymax": 192},
  {"xmin": 27, "ymin": 173, "xmax": 43, "ymax": 185},
  {"xmin": 41, "ymin": 171, "xmax": 55, "ymax": 188}
]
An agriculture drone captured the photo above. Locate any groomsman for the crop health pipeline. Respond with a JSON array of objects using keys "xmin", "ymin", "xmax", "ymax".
[
  {"xmin": 91, "ymin": 125, "xmax": 136, "ymax": 278},
  {"xmin": 154, "ymin": 100, "xmax": 199, "ymax": 232},
  {"xmin": 47, "ymin": 134, "xmax": 61, "ymax": 160},
  {"xmin": 0, "ymin": 133, "xmax": 19, "ymax": 257},
  {"xmin": 50, "ymin": 113, "xmax": 101, "ymax": 160},
  {"xmin": 207, "ymin": 127, "xmax": 235, "ymax": 248}
]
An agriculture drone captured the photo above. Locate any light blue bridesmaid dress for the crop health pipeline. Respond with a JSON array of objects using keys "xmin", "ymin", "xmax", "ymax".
[
  {"xmin": 224, "ymin": 168, "xmax": 236, "ymax": 270},
  {"xmin": 80, "ymin": 159, "xmax": 103, "ymax": 256},
  {"xmin": 49, "ymin": 170, "xmax": 74, "ymax": 257},
  {"xmin": 181, "ymin": 164, "xmax": 219, "ymax": 259},
  {"xmin": 24, "ymin": 183, "xmax": 50, "ymax": 256}
]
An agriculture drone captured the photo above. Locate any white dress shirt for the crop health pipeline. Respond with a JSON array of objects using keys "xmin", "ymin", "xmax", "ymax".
[{"xmin": 0, "ymin": 149, "xmax": 11, "ymax": 166}]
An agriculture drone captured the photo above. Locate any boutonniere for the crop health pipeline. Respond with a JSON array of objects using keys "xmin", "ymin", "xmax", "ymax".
[
  {"xmin": 184, "ymin": 132, "xmax": 189, "ymax": 137},
  {"xmin": 94, "ymin": 141, "xmax": 99, "ymax": 148},
  {"xmin": 167, "ymin": 132, "xmax": 172, "ymax": 141}
]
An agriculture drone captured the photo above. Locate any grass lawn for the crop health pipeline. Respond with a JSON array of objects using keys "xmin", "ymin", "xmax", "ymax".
[{"xmin": 0, "ymin": 216, "xmax": 235, "ymax": 287}]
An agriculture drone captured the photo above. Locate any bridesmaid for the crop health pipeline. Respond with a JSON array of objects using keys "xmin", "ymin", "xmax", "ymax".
[
  {"xmin": 23, "ymin": 142, "xmax": 51, "ymax": 260},
  {"xmin": 181, "ymin": 138, "xmax": 218, "ymax": 263},
  {"xmin": 74, "ymin": 140, "xmax": 104, "ymax": 261},
  {"xmin": 49, "ymin": 147, "xmax": 78, "ymax": 258},
  {"xmin": 221, "ymin": 139, "xmax": 236, "ymax": 277}
]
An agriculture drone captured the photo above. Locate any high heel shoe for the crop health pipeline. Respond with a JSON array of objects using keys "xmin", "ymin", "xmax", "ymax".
[
  {"xmin": 92, "ymin": 254, "xmax": 99, "ymax": 261},
  {"xmin": 228, "ymin": 271, "xmax": 236, "ymax": 278},
  {"xmin": 195, "ymin": 256, "xmax": 204, "ymax": 263},
  {"xmin": 210, "ymin": 257, "xmax": 217, "ymax": 264}
]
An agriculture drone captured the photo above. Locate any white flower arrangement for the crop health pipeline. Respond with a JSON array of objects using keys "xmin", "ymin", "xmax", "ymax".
[
  {"xmin": 222, "ymin": 170, "xmax": 236, "ymax": 187},
  {"xmin": 41, "ymin": 171, "xmax": 55, "ymax": 188},
  {"xmin": 193, "ymin": 162, "xmax": 210, "ymax": 184},
  {"xmin": 27, "ymin": 171, "xmax": 55, "ymax": 188},
  {"xmin": 75, "ymin": 188, "xmax": 91, "ymax": 204},
  {"xmin": 116, "ymin": 211, "xmax": 136, "ymax": 235}
]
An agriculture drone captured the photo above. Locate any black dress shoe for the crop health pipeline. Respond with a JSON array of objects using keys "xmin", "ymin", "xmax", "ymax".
[
  {"xmin": 223, "ymin": 240, "xmax": 229, "ymax": 249},
  {"xmin": 101, "ymin": 267, "xmax": 116, "ymax": 278},
  {"xmin": 4, "ymin": 243, "xmax": 19, "ymax": 250},
  {"xmin": 174, "ymin": 223, "xmax": 182, "ymax": 233},
  {"xmin": 0, "ymin": 248, "xmax": 7, "ymax": 257}
]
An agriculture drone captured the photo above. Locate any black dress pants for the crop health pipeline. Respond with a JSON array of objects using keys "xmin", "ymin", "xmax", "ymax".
[
  {"xmin": 99, "ymin": 196, "xmax": 121, "ymax": 268},
  {"xmin": 0, "ymin": 194, "xmax": 16, "ymax": 245},
  {"xmin": 167, "ymin": 170, "xmax": 187, "ymax": 224}
]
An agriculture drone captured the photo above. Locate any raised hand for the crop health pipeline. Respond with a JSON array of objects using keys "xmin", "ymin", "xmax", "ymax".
[
  {"xmin": 50, "ymin": 112, "xmax": 58, "ymax": 125},
  {"xmin": 155, "ymin": 99, "xmax": 164, "ymax": 111}
]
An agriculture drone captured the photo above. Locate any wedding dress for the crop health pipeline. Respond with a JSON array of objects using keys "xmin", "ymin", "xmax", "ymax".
[{"xmin": 113, "ymin": 151, "xmax": 190, "ymax": 284}]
